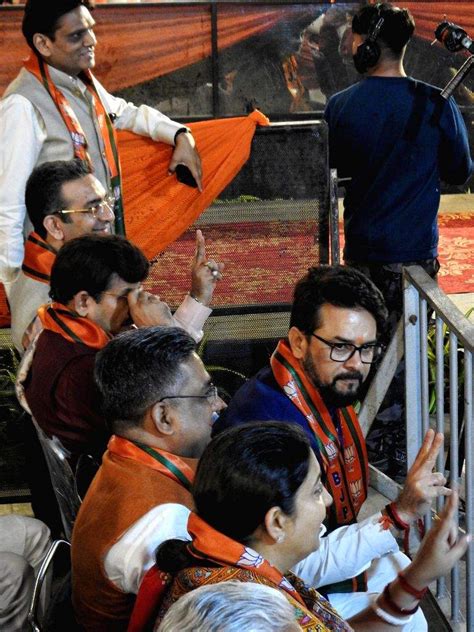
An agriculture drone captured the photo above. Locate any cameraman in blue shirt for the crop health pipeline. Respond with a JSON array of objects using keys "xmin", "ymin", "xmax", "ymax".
[{"xmin": 324, "ymin": 2, "xmax": 472, "ymax": 476}]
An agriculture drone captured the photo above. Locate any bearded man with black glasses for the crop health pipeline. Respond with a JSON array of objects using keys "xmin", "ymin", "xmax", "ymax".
[{"xmin": 215, "ymin": 265, "xmax": 449, "ymax": 629}]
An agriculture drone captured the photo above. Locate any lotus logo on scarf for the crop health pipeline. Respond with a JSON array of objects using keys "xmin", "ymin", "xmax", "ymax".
[
  {"xmin": 325, "ymin": 441, "xmax": 337, "ymax": 461},
  {"xmin": 344, "ymin": 445, "xmax": 355, "ymax": 468},
  {"xmin": 71, "ymin": 131, "xmax": 86, "ymax": 148},
  {"xmin": 238, "ymin": 547, "xmax": 264, "ymax": 569},
  {"xmin": 283, "ymin": 380, "xmax": 299, "ymax": 401},
  {"xmin": 349, "ymin": 478, "xmax": 363, "ymax": 501}
]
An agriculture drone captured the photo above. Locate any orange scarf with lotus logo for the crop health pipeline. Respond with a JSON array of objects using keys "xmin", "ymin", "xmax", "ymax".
[
  {"xmin": 271, "ymin": 339, "xmax": 368, "ymax": 529},
  {"xmin": 24, "ymin": 54, "xmax": 123, "ymax": 226},
  {"xmin": 128, "ymin": 512, "xmax": 349, "ymax": 632}
]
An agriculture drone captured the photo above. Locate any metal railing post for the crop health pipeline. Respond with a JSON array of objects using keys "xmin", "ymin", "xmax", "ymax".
[
  {"xmin": 449, "ymin": 331, "xmax": 460, "ymax": 620},
  {"xmin": 419, "ymin": 297, "xmax": 431, "ymax": 448},
  {"xmin": 465, "ymin": 350, "xmax": 474, "ymax": 631},
  {"xmin": 404, "ymin": 275, "xmax": 423, "ymax": 467},
  {"xmin": 435, "ymin": 316, "xmax": 447, "ymax": 599},
  {"xmin": 329, "ymin": 169, "xmax": 340, "ymax": 265}
]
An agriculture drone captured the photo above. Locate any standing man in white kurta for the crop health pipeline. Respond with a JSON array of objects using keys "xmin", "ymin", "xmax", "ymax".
[{"xmin": 0, "ymin": 0, "xmax": 202, "ymax": 295}]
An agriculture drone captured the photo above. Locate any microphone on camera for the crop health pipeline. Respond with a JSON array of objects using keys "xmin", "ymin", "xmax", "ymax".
[{"xmin": 435, "ymin": 21, "xmax": 474, "ymax": 54}]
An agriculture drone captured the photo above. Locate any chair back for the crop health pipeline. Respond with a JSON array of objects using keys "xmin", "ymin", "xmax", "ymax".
[
  {"xmin": 75, "ymin": 452, "xmax": 101, "ymax": 501},
  {"xmin": 28, "ymin": 539, "xmax": 77, "ymax": 632},
  {"xmin": 31, "ymin": 417, "xmax": 81, "ymax": 541}
]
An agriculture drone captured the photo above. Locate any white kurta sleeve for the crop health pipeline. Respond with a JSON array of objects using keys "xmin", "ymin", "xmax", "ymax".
[
  {"xmin": 103, "ymin": 503, "xmax": 190, "ymax": 595},
  {"xmin": 292, "ymin": 512, "xmax": 399, "ymax": 588},
  {"xmin": 94, "ymin": 82, "xmax": 184, "ymax": 145},
  {"xmin": 173, "ymin": 294, "xmax": 212, "ymax": 343},
  {"xmin": 0, "ymin": 95, "xmax": 45, "ymax": 286}
]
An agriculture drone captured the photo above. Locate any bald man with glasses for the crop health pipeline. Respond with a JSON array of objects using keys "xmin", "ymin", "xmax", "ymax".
[{"xmin": 214, "ymin": 265, "xmax": 448, "ymax": 629}]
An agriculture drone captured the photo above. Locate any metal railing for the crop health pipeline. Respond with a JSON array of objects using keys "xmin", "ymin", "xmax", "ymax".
[{"xmin": 404, "ymin": 265, "xmax": 474, "ymax": 629}]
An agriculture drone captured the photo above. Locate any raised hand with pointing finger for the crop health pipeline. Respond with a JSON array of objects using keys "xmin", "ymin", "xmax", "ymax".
[
  {"xmin": 189, "ymin": 230, "xmax": 224, "ymax": 307},
  {"xmin": 406, "ymin": 490, "xmax": 470, "ymax": 587},
  {"xmin": 350, "ymin": 491, "xmax": 470, "ymax": 631}
]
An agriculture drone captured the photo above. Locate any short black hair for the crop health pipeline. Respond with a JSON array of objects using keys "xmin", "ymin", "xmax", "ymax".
[
  {"xmin": 49, "ymin": 234, "xmax": 149, "ymax": 304},
  {"xmin": 25, "ymin": 159, "xmax": 91, "ymax": 238},
  {"xmin": 94, "ymin": 327, "xmax": 197, "ymax": 432},
  {"xmin": 156, "ymin": 422, "xmax": 312, "ymax": 573},
  {"xmin": 194, "ymin": 422, "xmax": 311, "ymax": 542},
  {"xmin": 289, "ymin": 265, "xmax": 387, "ymax": 336},
  {"xmin": 22, "ymin": 0, "xmax": 94, "ymax": 51},
  {"xmin": 352, "ymin": 3, "xmax": 415, "ymax": 56}
]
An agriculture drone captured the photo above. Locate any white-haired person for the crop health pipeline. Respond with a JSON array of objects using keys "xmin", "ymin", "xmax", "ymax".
[{"xmin": 156, "ymin": 581, "xmax": 301, "ymax": 632}]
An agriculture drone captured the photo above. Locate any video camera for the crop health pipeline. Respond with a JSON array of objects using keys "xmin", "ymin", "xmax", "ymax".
[{"xmin": 435, "ymin": 21, "xmax": 474, "ymax": 54}]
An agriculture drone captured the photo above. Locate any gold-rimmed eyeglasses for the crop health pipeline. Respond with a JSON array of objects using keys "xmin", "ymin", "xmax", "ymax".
[{"xmin": 56, "ymin": 195, "xmax": 115, "ymax": 219}]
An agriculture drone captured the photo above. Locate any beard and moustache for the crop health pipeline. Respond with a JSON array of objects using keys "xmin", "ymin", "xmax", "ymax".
[{"xmin": 302, "ymin": 353, "xmax": 365, "ymax": 408}]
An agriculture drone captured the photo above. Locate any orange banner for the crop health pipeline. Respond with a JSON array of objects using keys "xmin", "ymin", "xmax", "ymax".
[
  {"xmin": 3, "ymin": 3, "xmax": 474, "ymax": 95},
  {"xmin": 0, "ymin": 4, "xmax": 311, "ymax": 94},
  {"xmin": 403, "ymin": 2, "xmax": 474, "ymax": 42}
]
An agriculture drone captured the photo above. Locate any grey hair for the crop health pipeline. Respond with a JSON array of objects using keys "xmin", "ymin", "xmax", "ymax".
[{"xmin": 155, "ymin": 581, "xmax": 301, "ymax": 632}]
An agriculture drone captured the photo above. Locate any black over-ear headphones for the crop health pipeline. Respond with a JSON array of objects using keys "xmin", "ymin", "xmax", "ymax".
[{"xmin": 353, "ymin": 5, "xmax": 385, "ymax": 74}]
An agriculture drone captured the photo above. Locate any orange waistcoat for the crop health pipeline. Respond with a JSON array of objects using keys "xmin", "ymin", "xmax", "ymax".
[{"xmin": 71, "ymin": 448, "xmax": 196, "ymax": 631}]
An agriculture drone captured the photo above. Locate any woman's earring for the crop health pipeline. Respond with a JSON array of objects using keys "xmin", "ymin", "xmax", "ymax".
[{"xmin": 276, "ymin": 534, "xmax": 285, "ymax": 544}]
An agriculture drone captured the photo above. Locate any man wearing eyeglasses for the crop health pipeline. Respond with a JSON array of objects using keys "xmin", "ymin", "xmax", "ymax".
[
  {"xmin": 9, "ymin": 159, "xmax": 222, "ymax": 352},
  {"xmin": 72, "ymin": 326, "xmax": 226, "ymax": 630},
  {"xmin": 214, "ymin": 265, "xmax": 447, "ymax": 628},
  {"xmin": 18, "ymin": 230, "xmax": 222, "ymax": 477}
]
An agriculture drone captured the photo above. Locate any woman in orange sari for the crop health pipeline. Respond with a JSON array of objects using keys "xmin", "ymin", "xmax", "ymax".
[{"xmin": 129, "ymin": 423, "xmax": 469, "ymax": 632}]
